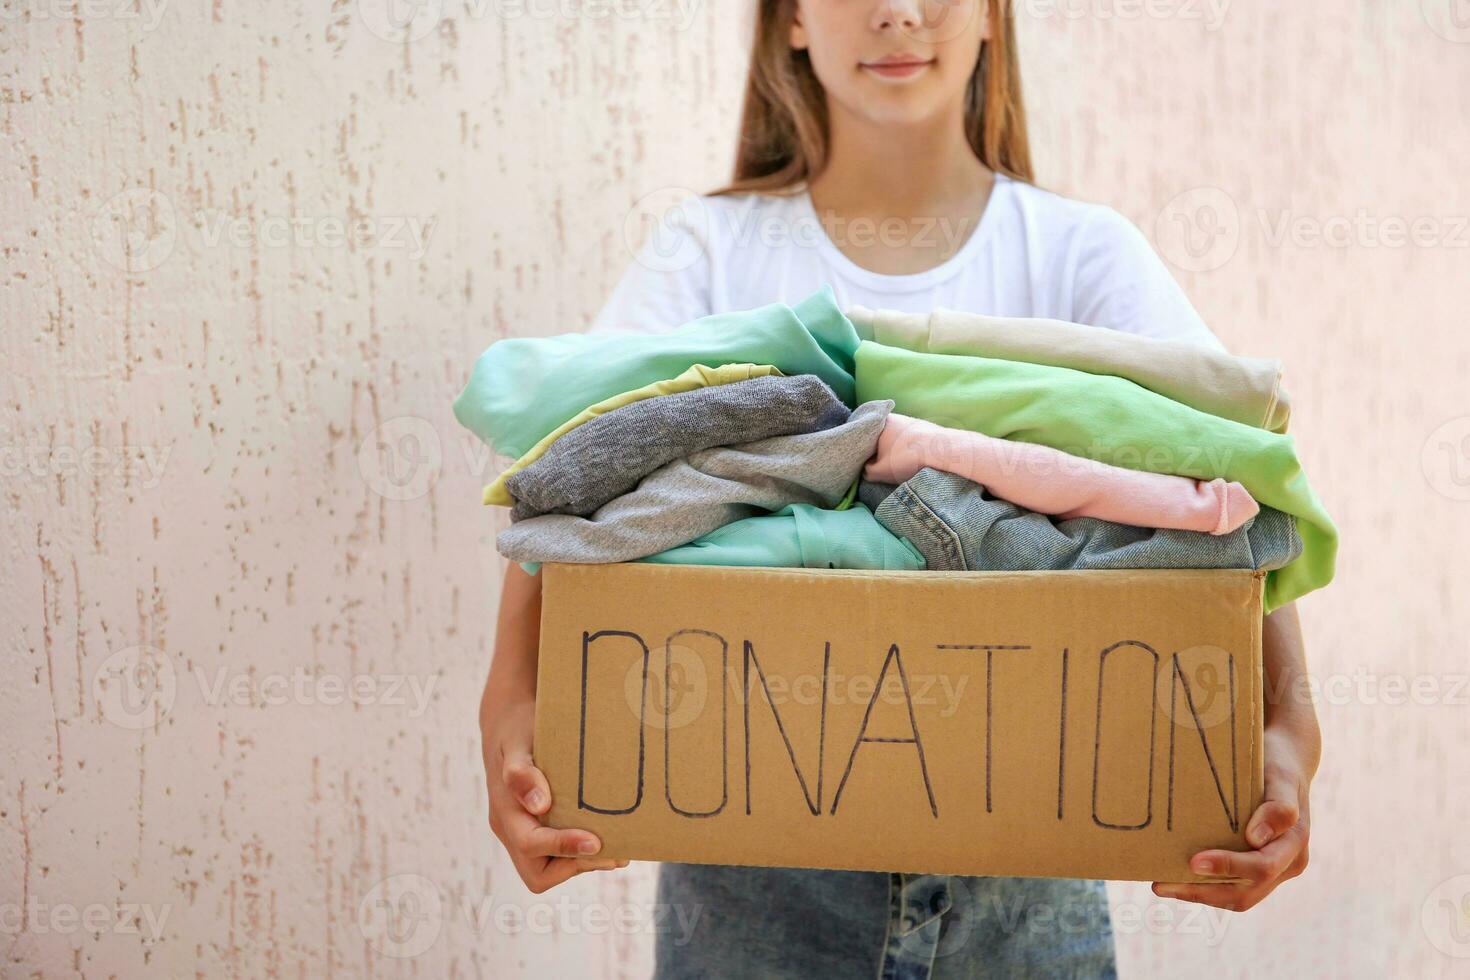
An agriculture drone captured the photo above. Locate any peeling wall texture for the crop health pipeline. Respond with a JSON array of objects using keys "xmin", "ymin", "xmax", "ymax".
[{"xmin": 2, "ymin": 1, "xmax": 1468, "ymax": 976}]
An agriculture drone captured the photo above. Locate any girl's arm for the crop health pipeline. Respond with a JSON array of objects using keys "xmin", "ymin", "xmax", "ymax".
[
  {"xmin": 1154, "ymin": 601, "xmax": 1318, "ymax": 910},
  {"xmin": 480, "ymin": 563, "xmax": 627, "ymax": 892}
]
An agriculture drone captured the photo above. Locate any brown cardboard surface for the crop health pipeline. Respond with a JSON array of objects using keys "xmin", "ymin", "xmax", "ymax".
[{"xmin": 534, "ymin": 562, "xmax": 1264, "ymax": 883}]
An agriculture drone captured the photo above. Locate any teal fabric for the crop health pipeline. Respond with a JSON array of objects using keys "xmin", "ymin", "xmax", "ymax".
[
  {"xmin": 454, "ymin": 287, "xmax": 861, "ymax": 459},
  {"xmin": 520, "ymin": 503, "xmax": 923, "ymax": 576},
  {"xmin": 640, "ymin": 503, "xmax": 925, "ymax": 570},
  {"xmin": 853, "ymin": 341, "xmax": 1337, "ymax": 611}
]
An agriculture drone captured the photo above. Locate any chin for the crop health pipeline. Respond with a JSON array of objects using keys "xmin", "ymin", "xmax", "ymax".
[{"xmin": 848, "ymin": 90, "xmax": 945, "ymax": 128}]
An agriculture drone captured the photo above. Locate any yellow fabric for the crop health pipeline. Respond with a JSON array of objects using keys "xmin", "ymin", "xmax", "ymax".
[{"xmin": 482, "ymin": 362, "xmax": 785, "ymax": 506}]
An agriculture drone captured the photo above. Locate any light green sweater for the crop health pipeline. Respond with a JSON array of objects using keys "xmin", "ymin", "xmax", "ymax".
[{"xmin": 853, "ymin": 342, "xmax": 1336, "ymax": 611}]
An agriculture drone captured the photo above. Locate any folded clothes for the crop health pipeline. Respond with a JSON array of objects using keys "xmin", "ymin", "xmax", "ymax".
[
  {"xmin": 482, "ymin": 362, "xmax": 784, "ymax": 506},
  {"xmin": 866, "ymin": 413, "xmax": 1258, "ymax": 535},
  {"xmin": 507, "ymin": 374, "xmax": 851, "ymax": 521},
  {"xmin": 853, "ymin": 342, "xmax": 1335, "ymax": 611},
  {"xmin": 847, "ymin": 305, "xmax": 1289, "ymax": 432},
  {"xmin": 638, "ymin": 503, "xmax": 925, "ymax": 570},
  {"xmin": 495, "ymin": 400, "xmax": 893, "ymax": 564},
  {"xmin": 455, "ymin": 286, "xmax": 861, "ymax": 461},
  {"xmin": 863, "ymin": 468, "xmax": 1302, "ymax": 573}
]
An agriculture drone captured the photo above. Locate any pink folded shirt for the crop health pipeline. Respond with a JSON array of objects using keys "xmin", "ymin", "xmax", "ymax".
[{"xmin": 864, "ymin": 414, "xmax": 1259, "ymax": 535}]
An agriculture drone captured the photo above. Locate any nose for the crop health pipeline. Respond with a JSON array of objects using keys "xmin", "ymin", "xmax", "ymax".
[{"xmin": 873, "ymin": 0, "xmax": 926, "ymax": 33}]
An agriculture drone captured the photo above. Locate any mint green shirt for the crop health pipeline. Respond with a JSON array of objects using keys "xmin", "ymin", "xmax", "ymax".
[
  {"xmin": 455, "ymin": 287, "xmax": 860, "ymax": 459},
  {"xmin": 520, "ymin": 503, "xmax": 923, "ymax": 576}
]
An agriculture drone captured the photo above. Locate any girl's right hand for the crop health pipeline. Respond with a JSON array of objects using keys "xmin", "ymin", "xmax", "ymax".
[{"xmin": 482, "ymin": 685, "xmax": 628, "ymax": 893}]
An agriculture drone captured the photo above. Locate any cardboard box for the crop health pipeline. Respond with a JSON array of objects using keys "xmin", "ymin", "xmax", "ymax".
[{"xmin": 534, "ymin": 562, "xmax": 1264, "ymax": 883}]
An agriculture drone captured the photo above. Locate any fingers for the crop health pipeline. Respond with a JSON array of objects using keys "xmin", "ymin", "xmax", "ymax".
[
  {"xmin": 1152, "ymin": 881, "xmax": 1263, "ymax": 912},
  {"xmin": 519, "ymin": 822, "xmax": 606, "ymax": 860},
  {"xmin": 1245, "ymin": 763, "xmax": 1304, "ymax": 848},
  {"xmin": 1154, "ymin": 821, "xmax": 1310, "ymax": 912},
  {"xmin": 1244, "ymin": 798, "xmax": 1299, "ymax": 849},
  {"xmin": 518, "ymin": 856, "xmax": 631, "ymax": 894},
  {"xmin": 1189, "ymin": 824, "xmax": 1306, "ymax": 885},
  {"xmin": 502, "ymin": 754, "xmax": 553, "ymax": 816},
  {"xmin": 489, "ymin": 735, "xmax": 626, "ymax": 893}
]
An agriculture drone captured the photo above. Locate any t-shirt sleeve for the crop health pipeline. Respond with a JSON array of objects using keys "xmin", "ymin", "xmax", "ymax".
[
  {"xmin": 1068, "ymin": 207, "xmax": 1227, "ymax": 351},
  {"xmin": 587, "ymin": 196, "xmax": 716, "ymax": 337}
]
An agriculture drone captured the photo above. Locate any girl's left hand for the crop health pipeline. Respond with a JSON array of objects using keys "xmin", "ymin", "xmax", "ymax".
[{"xmin": 1151, "ymin": 727, "xmax": 1313, "ymax": 911}]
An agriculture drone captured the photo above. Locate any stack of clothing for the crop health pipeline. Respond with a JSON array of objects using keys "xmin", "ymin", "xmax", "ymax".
[{"xmin": 453, "ymin": 287, "xmax": 1337, "ymax": 611}]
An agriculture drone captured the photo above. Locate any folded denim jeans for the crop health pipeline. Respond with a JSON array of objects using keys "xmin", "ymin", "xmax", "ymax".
[{"xmin": 864, "ymin": 468, "xmax": 1302, "ymax": 573}]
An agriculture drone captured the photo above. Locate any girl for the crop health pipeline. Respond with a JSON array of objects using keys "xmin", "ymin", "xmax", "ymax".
[{"xmin": 482, "ymin": 1, "xmax": 1318, "ymax": 975}]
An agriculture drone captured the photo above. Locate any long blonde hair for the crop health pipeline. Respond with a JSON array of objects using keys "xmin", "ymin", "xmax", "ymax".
[{"xmin": 714, "ymin": 0, "xmax": 1033, "ymax": 195}]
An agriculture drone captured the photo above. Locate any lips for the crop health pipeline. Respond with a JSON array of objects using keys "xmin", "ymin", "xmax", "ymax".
[{"xmin": 860, "ymin": 55, "xmax": 935, "ymax": 79}]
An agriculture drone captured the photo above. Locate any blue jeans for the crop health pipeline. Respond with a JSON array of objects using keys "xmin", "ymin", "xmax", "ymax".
[
  {"xmin": 655, "ymin": 864, "xmax": 1116, "ymax": 979},
  {"xmin": 861, "ymin": 468, "xmax": 1300, "ymax": 573}
]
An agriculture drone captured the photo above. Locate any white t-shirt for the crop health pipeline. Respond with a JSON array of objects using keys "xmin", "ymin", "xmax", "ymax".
[{"xmin": 592, "ymin": 173, "xmax": 1222, "ymax": 350}]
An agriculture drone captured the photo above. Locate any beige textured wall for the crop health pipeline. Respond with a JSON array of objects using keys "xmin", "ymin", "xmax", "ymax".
[{"xmin": 2, "ymin": 1, "xmax": 1466, "ymax": 977}]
